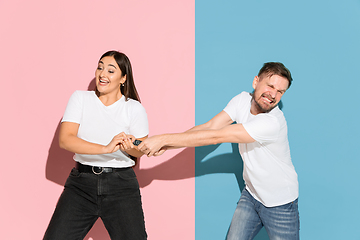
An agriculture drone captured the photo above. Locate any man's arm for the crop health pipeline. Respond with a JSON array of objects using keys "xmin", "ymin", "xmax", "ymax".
[
  {"xmin": 186, "ymin": 110, "xmax": 234, "ymax": 132},
  {"xmin": 138, "ymin": 111, "xmax": 255, "ymax": 156}
]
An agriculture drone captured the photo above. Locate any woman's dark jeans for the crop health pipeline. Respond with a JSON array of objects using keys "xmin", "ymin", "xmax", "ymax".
[{"xmin": 43, "ymin": 167, "xmax": 147, "ymax": 240}]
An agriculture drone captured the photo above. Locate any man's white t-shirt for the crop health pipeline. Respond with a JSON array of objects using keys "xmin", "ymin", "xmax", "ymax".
[
  {"xmin": 61, "ymin": 90, "xmax": 149, "ymax": 168},
  {"xmin": 223, "ymin": 91, "xmax": 298, "ymax": 207}
]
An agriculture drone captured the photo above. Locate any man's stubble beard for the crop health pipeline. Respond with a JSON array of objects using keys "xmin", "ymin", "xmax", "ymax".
[{"xmin": 251, "ymin": 90, "xmax": 277, "ymax": 114}]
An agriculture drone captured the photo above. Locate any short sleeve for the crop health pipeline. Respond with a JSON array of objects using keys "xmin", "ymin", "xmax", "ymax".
[
  {"xmin": 242, "ymin": 114, "xmax": 280, "ymax": 143},
  {"xmin": 61, "ymin": 91, "xmax": 83, "ymax": 124},
  {"xmin": 128, "ymin": 101, "xmax": 149, "ymax": 138},
  {"xmin": 223, "ymin": 93, "xmax": 243, "ymax": 121}
]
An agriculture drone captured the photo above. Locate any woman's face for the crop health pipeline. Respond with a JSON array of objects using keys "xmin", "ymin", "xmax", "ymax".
[{"xmin": 95, "ymin": 56, "xmax": 126, "ymax": 96}]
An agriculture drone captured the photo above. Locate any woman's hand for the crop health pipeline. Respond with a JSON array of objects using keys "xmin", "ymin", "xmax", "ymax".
[
  {"xmin": 105, "ymin": 132, "xmax": 146, "ymax": 158},
  {"xmin": 59, "ymin": 122, "xmax": 143, "ymax": 156},
  {"xmin": 119, "ymin": 133, "xmax": 136, "ymax": 152},
  {"xmin": 104, "ymin": 132, "xmax": 131, "ymax": 153}
]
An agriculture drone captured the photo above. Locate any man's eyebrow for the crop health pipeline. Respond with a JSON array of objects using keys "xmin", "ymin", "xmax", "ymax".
[{"xmin": 269, "ymin": 84, "xmax": 286, "ymax": 93}]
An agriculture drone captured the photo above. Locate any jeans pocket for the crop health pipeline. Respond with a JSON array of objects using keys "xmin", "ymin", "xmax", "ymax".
[
  {"xmin": 69, "ymin": 168, "xmax": 82, "ymax": 178},
  {"xmin": 113, "ymin": 169, "xmax": 139, "ymax": 191},
  {"xmin": 289, "ymin": 198, "xmax": 298, "ymax": 209},
  {"xmin": 64, "ymin": 168, "xmax": 83, "ymax": 188},
  {"xmin": 115, "ymin": 168, "xmax": 137, "ymax": 180}
]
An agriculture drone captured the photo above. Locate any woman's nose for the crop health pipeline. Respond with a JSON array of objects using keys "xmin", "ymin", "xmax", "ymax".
[{"xmin": 99, "ymin": 70, "xmax": 105, "ymax": 78}]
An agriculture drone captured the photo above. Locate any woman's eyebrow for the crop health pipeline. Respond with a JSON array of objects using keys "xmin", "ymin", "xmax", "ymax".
[
  {"xmin": 108, "ymin": 64, "xmax": 117, "ymax": 69},
  {"xmin": 98, "ymin": 61, "xmax": 117, "ymax": 69}
]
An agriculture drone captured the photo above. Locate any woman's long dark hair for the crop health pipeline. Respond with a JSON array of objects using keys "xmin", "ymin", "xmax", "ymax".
[{"xmin": 96, "ymin": 50, "xmax": 141, "ymax": 102}]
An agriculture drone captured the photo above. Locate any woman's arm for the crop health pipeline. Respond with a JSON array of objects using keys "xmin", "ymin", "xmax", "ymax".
[{"xmin": 59, "ymin": 122, "xmax": 127, "ymax": 154}]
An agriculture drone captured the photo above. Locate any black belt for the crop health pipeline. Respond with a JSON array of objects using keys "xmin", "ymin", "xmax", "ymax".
[{"xmin": 75, "ymin": 162, "xmax": 131, "ymax": 175}]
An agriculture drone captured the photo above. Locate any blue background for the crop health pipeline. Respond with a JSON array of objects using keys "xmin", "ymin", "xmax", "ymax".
[{"xmin": 195, "ymin": 0, "xmax": 360, "ymax": 239}]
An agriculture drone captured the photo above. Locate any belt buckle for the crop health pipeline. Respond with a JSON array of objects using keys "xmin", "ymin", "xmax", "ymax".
[{"xmin": 92, "ymin": 166, "xmax": 104, "ymax": 175}]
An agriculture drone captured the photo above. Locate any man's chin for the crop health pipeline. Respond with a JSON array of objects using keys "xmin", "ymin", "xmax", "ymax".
[
  {"xmin": 253, "ymin": 96, "xmax": 278, "ymax": 113},
  {"xmin": 258, "ymin": 102, "xmax": 277, "ymax": 113}
]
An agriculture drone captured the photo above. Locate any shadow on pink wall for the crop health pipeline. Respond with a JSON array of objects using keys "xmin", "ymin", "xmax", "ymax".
[
  {"xmin": 44, "ymin": 78, "xmax": 196, "ymax": 239},
  {"xmin": 44, "ymin": 78, "xmax": 110, "ymax": 239},
  {"xmin": 45, "ymin": 78, "xmax": 97, "ymax": 186}
]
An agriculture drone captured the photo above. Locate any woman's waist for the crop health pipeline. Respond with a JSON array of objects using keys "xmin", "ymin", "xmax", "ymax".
[{"xmin": 74, "ymin": 153, "xmax": 135, "ymax": 168}]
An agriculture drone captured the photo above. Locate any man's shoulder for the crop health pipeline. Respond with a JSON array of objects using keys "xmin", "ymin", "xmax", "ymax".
[
  {"xmin": 265, "ymin": 107, "xmax": 287, "ymax": 131},
  {"xmin": 229, "ymin": 91, "xmax": 252, "ymax": 104},
  {"xmin": 236, "ymin": 91, "xmax": 251, "ymax": 99},
  {"xmin": 268, "ymin": 106, "xmax": 285, "ymax": 120}
]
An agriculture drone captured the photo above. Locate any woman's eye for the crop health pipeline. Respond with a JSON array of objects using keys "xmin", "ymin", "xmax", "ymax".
[
  {"xmin": 97, "ymin": 67, "xmax": 103, "ymax": 70},
  {"xmin": 108, "ymin": 70, "xmax": 114, "ymax": 73}
]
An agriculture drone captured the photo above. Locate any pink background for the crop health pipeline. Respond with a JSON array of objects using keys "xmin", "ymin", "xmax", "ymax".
[{"xmin": 0, "ymin": 1, "xmax": 194, "ymax": 239}]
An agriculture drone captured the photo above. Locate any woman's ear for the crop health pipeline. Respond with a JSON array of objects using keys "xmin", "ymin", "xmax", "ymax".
[{"xmin": 121, "ymin": 74, "xmax": 127, "ymax": 85}]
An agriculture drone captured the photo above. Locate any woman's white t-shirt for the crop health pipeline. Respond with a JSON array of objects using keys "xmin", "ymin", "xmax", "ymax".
[{"xmin": 61, "ymin": 90, "xmax": 149, "ymax": 168}]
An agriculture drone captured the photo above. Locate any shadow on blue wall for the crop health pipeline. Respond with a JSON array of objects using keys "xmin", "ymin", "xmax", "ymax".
[
  {"xmin": 195, "ymin": 143, "xmax": 269, "ymax": 240},
  {"xmin": 195, "ymin": 143, "xmax": 244, "ymax": 190}
]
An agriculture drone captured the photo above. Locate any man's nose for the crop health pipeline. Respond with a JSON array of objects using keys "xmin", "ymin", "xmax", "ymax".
[{"xmin": 269, "ymin": 89, "xmax": 277, "ymax": 99}]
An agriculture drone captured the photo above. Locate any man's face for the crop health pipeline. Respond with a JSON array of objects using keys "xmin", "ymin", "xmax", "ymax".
[{"xmin": 251, "ymin": 74, "xmax": 289, "ymax": 114}]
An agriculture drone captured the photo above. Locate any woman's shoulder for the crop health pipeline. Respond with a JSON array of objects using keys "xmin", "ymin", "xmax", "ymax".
[
  {"xmin": 124, "ymin": 98, "xmax": 147, "ymax": 113},
  {"xmin": 74, "ymin": 90, "xmax": 95, "ymax": 96},
  {"xmin": 125, "ymin": 98, "xmax": 143, "ymax": 106},
  {"xmin": 70, "ymin": 90, "xmax": 96, "ymax": 99},
  {"xmin": 66, "ymin": 91, "xmax": 97, "ymax": 106}
]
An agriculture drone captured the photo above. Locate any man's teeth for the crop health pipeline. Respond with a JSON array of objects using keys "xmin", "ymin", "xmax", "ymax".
[
  {"xmin": 262, "ymin": 96, "xmax": 273, "ymax": 103},
  {"xmin": 263, "ymin": 97, "xmax": 271, "ymax": 103}
]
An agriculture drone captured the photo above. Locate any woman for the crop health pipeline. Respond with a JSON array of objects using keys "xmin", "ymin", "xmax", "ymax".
[{"xmin": 44, "ymin": 51, "xmax": 148, "ymax": 240}]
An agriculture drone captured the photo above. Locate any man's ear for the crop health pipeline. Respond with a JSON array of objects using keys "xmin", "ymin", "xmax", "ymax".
[{"xmin": 252, "ymin": 76, "xmax": 259, "ymax": 89}]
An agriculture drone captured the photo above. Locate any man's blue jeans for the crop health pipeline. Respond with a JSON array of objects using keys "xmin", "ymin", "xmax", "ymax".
[
  {"xmin": 226, "ymin": 188, "xmax": 299, "ymax": 240},
  {"xmin": 43, "ymin": 167, "xmax": 147, "ymax": 240}
]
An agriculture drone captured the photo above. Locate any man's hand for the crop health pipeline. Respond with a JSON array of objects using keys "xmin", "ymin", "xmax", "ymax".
[{"xmin": 138, "ymin": 135, "xmax": 167, "ymax": 157}]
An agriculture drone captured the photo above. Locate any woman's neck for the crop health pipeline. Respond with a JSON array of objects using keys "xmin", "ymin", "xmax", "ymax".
[{"xmin": 98, "ymin": 90, "xmax": 123, "ymax": 106}]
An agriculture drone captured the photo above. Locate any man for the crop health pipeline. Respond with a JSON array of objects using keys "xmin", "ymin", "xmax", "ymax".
[{"xmin": 138, "ymin": 62, "xmax": 299, "ymax": 240}]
